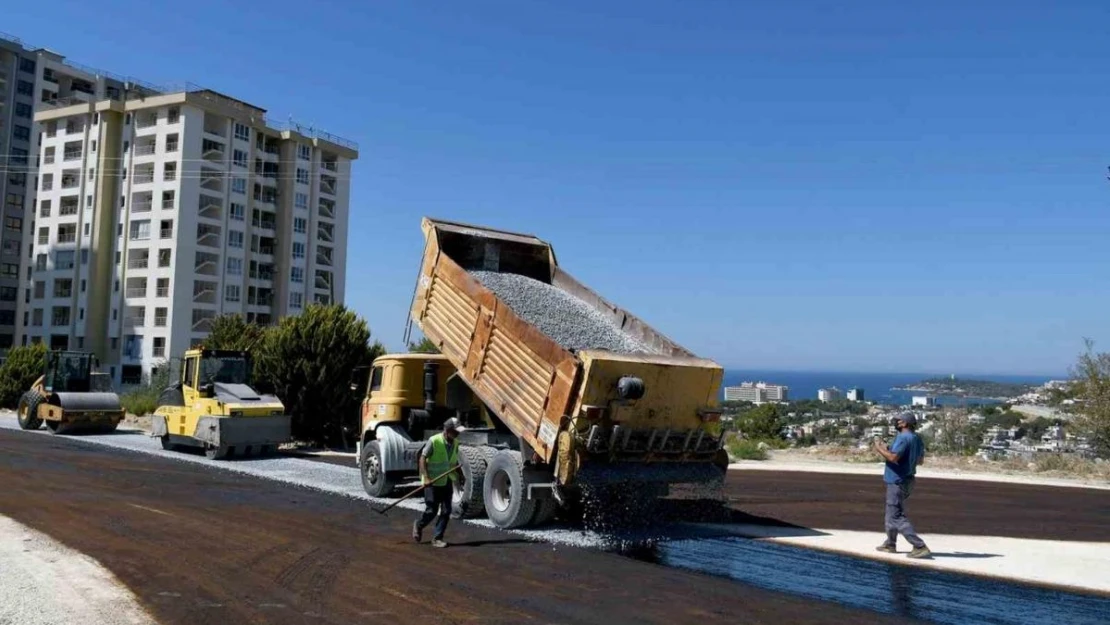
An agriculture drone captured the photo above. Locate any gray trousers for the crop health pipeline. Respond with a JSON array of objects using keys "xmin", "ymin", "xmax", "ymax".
[{"xmin": 884, "ymin": 480, "xmax": 925, "ymax": 549}]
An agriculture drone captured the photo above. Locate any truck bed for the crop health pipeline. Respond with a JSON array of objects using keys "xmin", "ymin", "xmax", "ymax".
[{"xmin": 410, "ymin": 218, "xmax": 724, "ymax": 474}]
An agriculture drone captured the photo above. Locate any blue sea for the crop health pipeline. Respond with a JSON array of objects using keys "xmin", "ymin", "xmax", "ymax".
[{"xmin": 721, "ymin": 370, "xmax": 1058, "ymax": 407}]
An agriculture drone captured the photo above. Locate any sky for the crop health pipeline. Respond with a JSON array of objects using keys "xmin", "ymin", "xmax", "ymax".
[{"xmin": 6, "ymin": 0, "xmax": 1109, "ymax": 375}]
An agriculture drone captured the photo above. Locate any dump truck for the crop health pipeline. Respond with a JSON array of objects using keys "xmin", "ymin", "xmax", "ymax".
[
  {"xmin": 150, "ymin": 348, "xmax": 290, "ymax": 459},
  {"xmin": 16, "ymin": 350, "xmax": 125, "ymax": 435},
  {"xmin": 356, "ymin": 217, "xmax": 727, "ymax": 529}
]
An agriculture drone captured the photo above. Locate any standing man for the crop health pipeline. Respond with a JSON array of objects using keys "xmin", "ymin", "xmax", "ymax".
[
  {"xmin": 413, "ymin": 418, "xmax": 465, "ymax": 548},
  {"xmin": 873, "ymin": 412, "xmax": 931, "ymax": 559}
]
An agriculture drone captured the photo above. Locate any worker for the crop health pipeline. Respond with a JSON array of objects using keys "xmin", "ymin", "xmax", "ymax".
[
  {"xmin": 413, "ymin": 417, "xmax": 465, "ymax": 548},
  {"xmin": 873, "ymin": 412, "xmax": 931, "ymax": 559}
]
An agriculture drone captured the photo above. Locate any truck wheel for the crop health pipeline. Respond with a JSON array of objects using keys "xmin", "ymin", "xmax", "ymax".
[
  {"xmin": 530, "ymin": 499, "xmax": 558, "ymax": 526},
  {"xmin": 482, "ymin": 450, "xmax": 537, "ymax": 529},
  {"xmin": 360, "ymin": 441, "xmax": 396, "ymax": 497},
  {"xmin": 16, "ymin": 391, "xmax": 44, "ymax": 431},
  {"xmin": 452, "ymin": 446, "xmax": 494, "ymax": 518}
]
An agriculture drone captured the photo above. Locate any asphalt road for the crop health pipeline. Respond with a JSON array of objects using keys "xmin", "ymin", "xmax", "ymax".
[
  {"xmin": 722, "ymin": 469, "xmax": 1110, "ymax": 542},
  {"xmin": 0, "ymin": 429, "xmax": 921, "ymax": 625}
]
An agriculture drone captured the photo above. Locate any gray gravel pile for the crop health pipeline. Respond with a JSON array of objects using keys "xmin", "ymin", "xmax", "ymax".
[{"xmin": 471, "ymin": 270, "xmax": 654, "ymax": 354}]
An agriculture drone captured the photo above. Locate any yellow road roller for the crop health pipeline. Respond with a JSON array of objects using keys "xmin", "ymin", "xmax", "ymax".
[{"xmin": 16, "ymin": 350, "xmax": 125, "ymax": 435}]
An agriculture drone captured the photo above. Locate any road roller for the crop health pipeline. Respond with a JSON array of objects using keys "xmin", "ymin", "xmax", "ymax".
[{"xmin": 16, "ymin": 350, "xmax": 125, "ymax": 435}]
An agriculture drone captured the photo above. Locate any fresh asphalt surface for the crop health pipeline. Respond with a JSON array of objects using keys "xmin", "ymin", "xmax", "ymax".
[{"xmin": 1, "ymin": 423, "xmax": 1108, "ymax": 625}]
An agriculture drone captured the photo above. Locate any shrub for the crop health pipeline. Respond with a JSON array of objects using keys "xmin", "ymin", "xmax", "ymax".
[
  {"xmin": 728, "ymin": 438, "xmax": 768, "ymax": 461},
  {"xmin": 118, "ymin": 365, "xmax": 172, "ymax": 416},
  {"xmin": 204, "ymin": 314, "xmax": 270, "ymax": 352},
  {"xmin": 0, "ymin": 343, "xmax": 47, "ymax": 409},
  {"xmin": 254, "ymin": 304, "xmax": 385, "ymax": 447}
]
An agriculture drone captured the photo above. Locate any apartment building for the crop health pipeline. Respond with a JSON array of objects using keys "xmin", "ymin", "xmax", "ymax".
[
  {"xmin": 723, "ymin": 381, "xmax": 789, "ymax": 404},
  {"xmin": 2, "ymin": 33, "xmax": 161, "ymax": 353},
  {"xmin": 25, "ymin": 86, "xmax": 356, "ymax": 385}
]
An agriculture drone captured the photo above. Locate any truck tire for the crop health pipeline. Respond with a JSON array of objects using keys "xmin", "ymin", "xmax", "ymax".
[
  {"xmin": 360, "ymin": 441, "xmax": 396, "ymax": 498},
  {"xmin": 482, "ymin": 450, "xmax": 537, "ymax": 529},
  {"xmin": 452, "ymin": 446, "xmax": 495, "ymax": 518},
  {"xmin": 530, "ymin": 499, "xmax": 558, "ymax": 526},
  {"xmin": 16, "ymin": 391, "xmax": 44, "ymax": 431}
]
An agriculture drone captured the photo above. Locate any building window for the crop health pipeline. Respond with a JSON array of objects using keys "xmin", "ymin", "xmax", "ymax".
[
  {"xmin": 153, "ymin": 337, "xmax": 166, "ymax": 357},
  {"xmin": 289, "ymin": 292, "xmax": 303, "ymax": 309},
  {"xmin": 228, "ymin": 230, "xmax": 243, "ymax": 248},
  {"xmin": 4, "ymin": 217, "xmax": 23, "ymax": 233},
  {"xmin": 55, "ymin": 251, "xmax": 75, "ymax": 269},
  {"xmin": 0, "ymin": 287, "xmax": 18, "ymax": 302},
  {"xmin": 168, "ymin": 107, "xmax": 180, "ymax": 124},
  {"xmin": 130, "ymin": 220, "xmax": 151, "ymax": 241},
  {"xmin": 156, "ymin": 278, "xmax": 169, "ymax": 297},
  {"xmin": 163, "ymin": 162, "xmax": 177, "ymax": 181},
  {"xmin": 154, "ymin": 308, "xmax": 168, "ymax": 327},
  {"xmin": 225, "ymin": 285, "xmax": 241, "ymax": 302},
  {"xmin": 33, "ymin": 282, "xmax": 45, "ymax": 299},
  {"xmin": 297, "ymin": 144, "xmax": 311, "ymax": 160},
  {"xmin": 234, "ymin": 123, "xmax": 250, "ymax": 141},
  {"xmin": 292, "ymin": 242, "xmax": 305, "ymax": 259},
  {"xmin": 160, "ymin": 219, "xmax": 174, "ymax": 239},
  {"xmin": 19, "ymin": 57, "xmax": 36, "ymax": 73},
  {"xmin": 226, "ymin": 257, "xmax": 242, "ymax": 276},
  {"xmin": 232, "ymin": 149, "xmax": 247, "ymax": 167},
  {"xmin": 0, "ymin": 264, "xmax": 18, "ymax": 279},
  {"xmin": 231, "ymin": 178, "xmax": 246, "ymax": 194},
  {"xmin": 291, "ymin": 267, "xmax": 304, "ymax": 283},
  {"xmin": 17, "ymin": 80, "xmax": 33, "ymax": 96},
  {"xmin": 54, "ymin": 279, "xmax": 73, "ymax": 298},
  {"xmin": 165, "ymin": 133, "xmax": 179, "ymax": 152},
  {"xmin": 295, "ymin": 193, "xmax": 308, "ymax": 210},
  {"xmin": 13, "ymin": 126, "xmax": 31, "ymax": 141},
  {"xmin": 5, "ymin": 193, "xmax": 22, "ymax": 209},
  {"xmin": 158, "ymin": 249, "xmax": 172, "ymax": 268},
  {"xmin": 52, "ymin": 307, "xmax": 71, "ymax": 327},
  {"xmin": 32, "ymin": 309, "xmax": 43, "ymax": 326},
  {"xmin": 15, "ymin": 103, "xmax": 32, "ymax": 119},
  {"xmin": 229, "ymin": 203, "xmax": 244, "ymax": 221},
  {"xmin": 39, "ymin": 199, "xmax": 52, "ymax": 217},
  {"xmin": 296, "ymin": 168, "xmax": 309, "ymax": 184},
  {"xmin": 294, "ymin": 218, "xmax": 307, "ymax": 233}
]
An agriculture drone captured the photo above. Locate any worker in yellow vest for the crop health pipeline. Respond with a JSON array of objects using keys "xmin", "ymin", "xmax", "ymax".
[{"xmin": 413, "ymin": 417, "xmax": 465, "ymax": 547}]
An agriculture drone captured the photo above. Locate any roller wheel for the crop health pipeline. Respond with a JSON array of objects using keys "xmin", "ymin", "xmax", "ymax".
[
  {"xmin": 16, "ymin": 391, "xmax": 45, "ymax": 431},
  {"xmin": 452, "ymin": 445, "xmax": 496, "ymax": 518},
  {"xmin": 359, "ymin": 441, "xmax": 396, "ymax": 497},
  {"xmin": 482, "ymin": 450, "xmax": 537, "ymax": 529}
]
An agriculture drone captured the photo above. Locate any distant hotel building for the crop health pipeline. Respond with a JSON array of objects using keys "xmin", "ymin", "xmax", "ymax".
[
  {"xmin": 817, "ymin": 387, "xmax": 843, "ymax": 402},
  {"xmin": 847, "ymin": 387, "xmax": 865, "ymax": 402},
  {"xmin": 724, "ymin": 381, "xmax": 788, "ymax": 404},
  {"xmin": 912, "ymin": 396, "xmax": 937, "ymax": 407}
]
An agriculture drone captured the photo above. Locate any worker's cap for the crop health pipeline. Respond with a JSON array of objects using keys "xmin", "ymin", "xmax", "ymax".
[
  {"xmin": 896, "ymin": 412, "xmax": 917, "ymax": 426},
  {"xmin": 443, "ymin": 417, "xmax": 464, "ymax": 433}
]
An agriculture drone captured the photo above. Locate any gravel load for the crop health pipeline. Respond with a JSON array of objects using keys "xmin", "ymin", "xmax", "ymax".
[{"xmin": 470, "ymin": 270, "xmax": 654, "ymax": 354}]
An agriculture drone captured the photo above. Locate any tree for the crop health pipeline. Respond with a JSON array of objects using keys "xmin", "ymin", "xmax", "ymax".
[
  {"xmin": 254, "ymin": 304, "xmax": 383, "ymax": 447},
  {"xmin": 203, "ymin": 314, "xmax": 269, "ymax": 351},
  {"xmin": 0, "ymin": 343, "xmax": 47, "ymax": 408},
  {"xmin": 408, "ymin": 337, "xmax": 441, "ymax": 354},
  {"xmin": 1069, "ymin": 339, "xmax": 1110, "ymax": 458},
  {"xmin": 736, "ymin": 403, "xmax": 785, "ymax": 441}
]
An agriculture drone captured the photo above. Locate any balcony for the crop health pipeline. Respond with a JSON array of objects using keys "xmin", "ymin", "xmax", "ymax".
[
  {"xmin": 253, "ymin": 186, "xmax": 277, "ymax": 206},
  {"xmin": 321, "ymin": 160, "xmax": 338, "ymax": 172},
  {"xmin": 124, "ymin": 315, "xmax": 144, "ymax": 328},
  {"xmin": 202, "ymin": 139, "xmax": 224, "ymax": 163},
  {"xmin": 199, "ymin": 170, "xmax": 224, "ymax": 192},
  {"xmin": 133, "ymin": 139, "xmax": 157, "ymax": 157},
  {"xmin": 61, "ymin": 172, "xmax": 80, "ymax": 189},
  {"xmin": 203, "ymin": 116, "xmax": 226, "ymax": 137},
  {"xmin": 127, "ymin": 254, "xmax": 150, "ymax": 270},
  {"xmin": 194, "ymin": 252, "xmax": 219, "ymax": 276},
  {"xmin": 191, "ymin": 311, "xmax": 215, "ymax": 332},
  {"xmin": 317, "ymin": 224, "xmax": 334, "ymax": 243},
  {"xmin": 193, "ymin": 280, "xmax": 217, "ymax": 304},
  {"xmin": 315, "ymin": 271, "xmax": 332, "ymax": 290},
  {"xmin": 160, "ymin": 227, "xmax": 173, "ymax": 239},
  {"xmin": 133, "ymin": 165, "xmax": 155, "ymax": 184},
  {"xmin": 162, "ymin": 195, "xmax": 176, "ymax": 210},
  {"xmin": 318, "ymin": 201, "xmax": 336, "ymax": 219},
  {"xmin": 319, "ymin": 175, "xmax": 337, "ymax": 196},
  {"xmin": 316, "ymin": 252, "xmax": 333, "ymax": 267},
  {"xmin": 125, "ymin": 287, "xmax": 146, "ymax": 299},
  {"xmin": 59, "ymin": 198, "xmax": 79, "ymax": 216},
  {"xmin": 196, "ymin": 225, "xmax": 221, "ymax": 249},
  {"xmin": 252, "ymin": 215, "xmax": 277, "ymax": 231},
  {"xmin": 132, "ymin": 193, "xmax": 154, "ymax": 213},
  {"xmin": 198, "ymin": 199, "xmax": 222, "ymax": 220},
  {"xmin": 156, "ymin": 286, "xmax": 170, "ymax": 298},
  {"xmin": 135, "ymin": 113, "xmax": 158, "ymax": 129},
  {"xmin": 57, "ymin": 230, "xmax": 77, "ymax": 244}
]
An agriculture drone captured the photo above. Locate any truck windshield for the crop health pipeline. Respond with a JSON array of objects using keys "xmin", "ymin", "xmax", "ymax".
[{"xmin": 199, "ymin": 356, "xmax": 250, "ymax": 385}]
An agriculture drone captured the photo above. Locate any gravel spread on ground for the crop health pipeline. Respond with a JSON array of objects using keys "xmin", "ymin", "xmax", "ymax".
[
  {"xmin": 0, "ymin": 515, "xmax": 157, "ymax": 625},
  {"xmin": 471, "ymin": 270, "xmax": 654, "ymax": 354}
]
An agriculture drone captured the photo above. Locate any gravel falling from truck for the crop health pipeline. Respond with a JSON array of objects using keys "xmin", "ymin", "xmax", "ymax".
[{"xmin": 470, "ymin": 271, "xmax": 654, "ymax": 354}]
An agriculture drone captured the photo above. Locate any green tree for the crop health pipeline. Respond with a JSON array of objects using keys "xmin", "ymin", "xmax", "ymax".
[
  {"xmin": 736, "ymin": 403, "xmax": 785, "ymax": 441},
  {"xmin": 203, "ymin": 314, "xmax": 270, "ymax": 351},
  {"xmin": 254, "ymin": 304, "xmax": 384, "ymax": 447},
  {"xmin": 1069, "ymin": 339, "xmax": 1110, "ymax": 458},
  {"xmin": 408, "ymin": 337, "xmax": 441, "ymax": 354},
  {"xmin": 0, "ymin": 343, "xmax": 48, "ymax": 408}
]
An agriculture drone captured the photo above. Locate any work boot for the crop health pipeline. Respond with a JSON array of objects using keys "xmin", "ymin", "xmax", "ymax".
[
  {"xmin": 875, "ymin": 543, "xmax": 896, "ymax": 553},
  {"xmin": 907, "ymin": 546, "xmax": 932, "ymax": 559},
  {"xmin": 432, "ymin": 538, "xmax": 448, "ymax": 548},
  {"xmin": 412, "ymin": 523, "xmax": 422, "ymax": 543}
]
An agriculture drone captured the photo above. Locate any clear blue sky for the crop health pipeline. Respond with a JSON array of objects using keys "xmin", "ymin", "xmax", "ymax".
[{"xmin": 8, "ymin": 1, "xmax": 1108, "ymax": 375}]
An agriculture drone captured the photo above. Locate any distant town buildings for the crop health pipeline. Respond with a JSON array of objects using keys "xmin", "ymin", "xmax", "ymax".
[
  {"xmin": 912, "ymin": 395, "xmax": 937, "ymax": 407},
  {"xmin": 724, "ymin": 381, "xmax": 788, "ymax": 404},
  {"xmin": 847, "ymin": 387, "xmax": 865, "ymax": 402},
  {"xmin": 817, "ymin": 387, "xmax": 843, "ymax": 402}
]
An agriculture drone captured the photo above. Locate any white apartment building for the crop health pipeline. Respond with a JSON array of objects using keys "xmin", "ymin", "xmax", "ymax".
[
  {"xmin": 817, "ymin": 387, "xmax": 843, "ymax": 402},
  {"xmin": 911, "ymin": 395, "xmax": 936, "ymax": 407},
  {"xmin": 846, "ymin": 387, "xmax": 865, "ymax": 402},
  {"xmin": 2, "ymin": 32, "xmax": 161, "ymax": 354},
  {"xmin": 724, "ymin": 381, "xmax": 789, "ymax": 404},
  {"xmin": 22, "ymin": 87, "xmax": 357, "ymax": 385}
]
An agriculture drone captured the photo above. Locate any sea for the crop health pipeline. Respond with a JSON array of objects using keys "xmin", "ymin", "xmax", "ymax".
[{"xmin": 720, "ymin": 370, "xmax": 1058, "ymax": 407}]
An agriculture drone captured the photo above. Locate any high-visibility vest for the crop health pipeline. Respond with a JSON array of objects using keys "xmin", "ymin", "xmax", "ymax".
[{"xmin": 425, "ymin": 433, "xmax": 459, "ymax": 486}]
